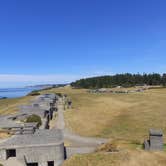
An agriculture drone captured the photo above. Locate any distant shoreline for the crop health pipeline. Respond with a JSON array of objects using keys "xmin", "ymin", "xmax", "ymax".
[
  {"xmin": 0, "ymin": 84, "xmax": 67, "ymax": 99},
  {"xmin": 0, "ymin": 87, "xmax": 42, "ymax": 99}
]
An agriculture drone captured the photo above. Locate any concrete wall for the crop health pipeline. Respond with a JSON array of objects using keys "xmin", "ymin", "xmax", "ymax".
[
  {"xmin": 0, "ymin": 143, "xmax": 64, "ymax": 166},
  {"xmin": 0, "ymin": 149, "xmax": 7, "ymax": 160},
  {"xmin": 17, "ymin": 143, "xmax": 64, "ymax": 166},
  {"xmin": 39, "ymin": 161, "xmax": 63, "ymax": 166},
  {"xmin": 150, "ymin": 136, "xmax": 163, "ymax": 150}
]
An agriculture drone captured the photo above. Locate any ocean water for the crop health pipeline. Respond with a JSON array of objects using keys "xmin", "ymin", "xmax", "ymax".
[{"xmin": 0, "ymin": 87, "xmax": 40, "ymax": 98}]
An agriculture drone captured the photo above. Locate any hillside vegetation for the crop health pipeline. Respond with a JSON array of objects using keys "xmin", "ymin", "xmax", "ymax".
[
  {"xmin": 71, "ymin": 73, "xmax": 166, "ymax": 88},
  {"xmin": 63, "ymin": 150, "xmax": 166, "ymax": 166},
  {"xmin": 1, "ymin": 86, "xmax": 166, "ymax": 165},
  {"xmin": 0, "ymin": 96, "xmax": 34, "ymax": 115},
  {"xmin": 44, "ymin": 86, "xmax": 166, "ymax": 166},
  {"xmin": 42, "ymin": 86, "xmax": 166, "ymax": 144}
]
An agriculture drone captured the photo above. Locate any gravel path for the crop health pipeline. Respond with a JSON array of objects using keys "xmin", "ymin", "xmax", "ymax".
[
  {"xmin": 54, "ymin": 97, "xmax": 108, "ymax": 158},
  {"xmin": 0, "ymin": 96, "xmax": 108, "ymax": 163},
  {"xmin": 55, "ymin": 98, "xmax": 65, "ymax": 130},
  {"xmin": 64, "ymin": 129, "xmax": 108, "ymax": 147}
]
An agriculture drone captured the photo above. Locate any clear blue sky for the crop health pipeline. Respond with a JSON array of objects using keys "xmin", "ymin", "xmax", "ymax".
[{"xmin": 0, "ymin": 0, "xmax": 166, "ymax": 87}]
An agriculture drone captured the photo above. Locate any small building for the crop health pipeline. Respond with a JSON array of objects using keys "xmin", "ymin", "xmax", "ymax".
[
  {"xmin": 144, "ymin": 129, "xmax": 163, "ymax": 151},
  {"xmin": 0, "ymin": 129, "xmax": 64, "ymax": 166}
]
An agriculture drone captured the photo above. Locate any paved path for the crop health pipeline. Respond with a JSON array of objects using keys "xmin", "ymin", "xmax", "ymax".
[
  {"xmin": 55, "ymin": 98, "xmax": 65, "ymax": 130},
  {"xmin": 54, "ymin": 97, "xmax": 108, "ymax": 158}
]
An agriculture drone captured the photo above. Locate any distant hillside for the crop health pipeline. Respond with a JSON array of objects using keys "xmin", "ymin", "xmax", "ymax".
[
  {"xmin": 71, "ymin": 73, "xmax": 166, "ymax": 89},
  {"xmin": 26, "ymin": 84, "xmax": 68, "ymax": 89}
]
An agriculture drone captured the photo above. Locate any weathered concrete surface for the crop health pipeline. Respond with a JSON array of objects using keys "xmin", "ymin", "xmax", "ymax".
[
  {"xmin": 144, "ymin": 129, "xmax": 163, "ymax": 151},
  {"xmin": 0, "ymin": 130, "xmax": 64, "ymax": 166},
  {"xmin": 0, "ymin": 130, "xmax": 63, "ymax": 150},
  {"xmin": 17, "ymin": 143, "xmax": 64, "ymax": 165},
  {"xmin": 0, "ymin": 94, "xmax": 107, "ymax": 165},
  {"xmin": 0, "ymin": 116, "xmax": 20, "ymax": 128},
  {"xmin": 0, "ymin": 94, "xmax": 64, "ymax": 166},
  {"xmin": 0, "ymin": 157, "xmax": 24, "ymax": 166},
  {"xmin": 0, "ymin": 93, "xmax": 58, "ymax": 130}
]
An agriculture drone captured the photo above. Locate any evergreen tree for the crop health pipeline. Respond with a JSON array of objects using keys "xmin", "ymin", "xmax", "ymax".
[{"xmin": 71, "ymin": 73, "xmax": 165, "ymax": 89}]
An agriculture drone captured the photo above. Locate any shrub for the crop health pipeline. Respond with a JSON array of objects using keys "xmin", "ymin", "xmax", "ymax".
[
  {"xmin": 26, "ymin": 114, "xmax": 42, "ymax": 127},
  {"xmin": 27, "ymin": 90, "xmax": 40, "ymax": 96},
  {"xmin": 96, "ymin": 140, "xmax": 118, "ymax": 152},
  {"xmin": 55, "ymin": 93, "xmax": 62, "ymax": 97}
]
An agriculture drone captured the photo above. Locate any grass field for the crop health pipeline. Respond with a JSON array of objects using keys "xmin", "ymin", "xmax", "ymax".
[
  {"xmin": 1, "ymin": 86, "xmax": 166, "ymax": 165},
  {"xmin": 42, "ymin": 86, "xmax": 166, "ymax": 143},
  {"xmin": 43, "ymin": 86, "xmax": 166, "ymax": 166},
  {"xmin": 0, "ymin": 96, "xmax": 34, "ymax": 115},
  {"xmin": 63, "ymin": 150, "xmax": 166, "ymax": 166}
]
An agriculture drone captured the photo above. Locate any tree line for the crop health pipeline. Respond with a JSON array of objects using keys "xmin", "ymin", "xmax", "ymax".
[{"xmin": 71, "ymin": 73, "xmax": 166, "ymax": 89}]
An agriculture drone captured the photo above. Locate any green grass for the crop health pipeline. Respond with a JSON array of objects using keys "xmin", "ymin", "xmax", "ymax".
[
  {"xmin": 164, "ymin": 144, "xmax": 166, "ymax": 150},
  {"xmin": 26, "ymin": 114, "xmax": 42, "ymax": 127}
]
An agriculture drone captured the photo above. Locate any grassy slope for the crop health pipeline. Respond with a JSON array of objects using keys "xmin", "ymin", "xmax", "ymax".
[
  {"xmin": 0, "ymin": 96, "xmax": 34, "ymax": 115},
  {"xmin": 43, "ymin": 87, "xmax": 166, "ymax": 143},
  {"xmin": 2, "ymin": 87, "xmax": 165, "ymax": 165},
  {"xmin": 63, "ymin": 150, "xmax": 166, "ymax": 166},
  {"xmin": 42, "ymin": 86, "xmax": 166, "ymax": 165}
]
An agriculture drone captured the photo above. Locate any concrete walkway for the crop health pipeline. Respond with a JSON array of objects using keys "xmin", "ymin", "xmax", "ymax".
[{"xmin": 55, "ymin": 98, "xmax": 65, "ymax": 130}]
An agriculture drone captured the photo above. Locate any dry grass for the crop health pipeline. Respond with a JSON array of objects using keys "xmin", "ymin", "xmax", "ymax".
[
  {"xmin": 1, "ymin": 86, "xmax": 166, "ymax": 165},
  {"xmin": 96, "ymin": 140, "xmax": 119, "ymax": 152},
  {"xmin": 0, "ymin": 132, "xmax": 10, "ymax": 139},
  {"xmin": 42, "ymin": 86, "xmax": 166, "ymax": 144},
  {"xmin": 63, "ymin": 150, "xmax": 166, "ymax": 166},
  {"xmin": 0, "ymin": 96, "xmax": 35, "ymax": 115}
]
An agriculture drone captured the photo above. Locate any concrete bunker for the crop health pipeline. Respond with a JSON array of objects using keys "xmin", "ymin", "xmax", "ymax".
[
  {"xmin": 144, "ymin": 129, "xmax": 163, "ymax": 151},
  {"xmin": 0, "ymin": 129, "xmax": 65, "ymax": 166},
  {"xmin": 0, "ymin": 93, "xmax": 61, "ymax": 165}
]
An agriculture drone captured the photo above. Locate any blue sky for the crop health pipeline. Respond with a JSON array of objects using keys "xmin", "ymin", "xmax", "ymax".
[{"xmin": 0, "ymin": 0, "xmax": 166, "ymax": 87}]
